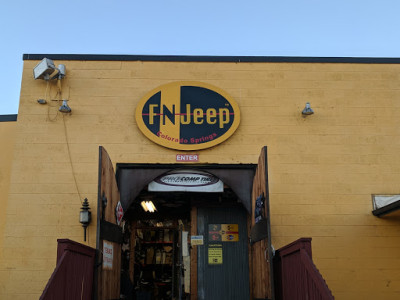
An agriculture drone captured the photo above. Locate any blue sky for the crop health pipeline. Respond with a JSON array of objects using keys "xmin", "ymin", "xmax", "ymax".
[{"xmin": 1, "ymin": 0, "xmax": 399, "ymax": 114}]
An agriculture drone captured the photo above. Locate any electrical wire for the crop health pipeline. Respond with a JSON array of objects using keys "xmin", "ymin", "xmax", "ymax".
[
  {"xmin": 46, "ymin": 78, "xmax": 86, "ymax": 238},
  {"xmin": 47, "ymin": 81, "xmax": 59, "ymax": 122},
  {"xmin": 62, "ymin": 112, "xmax": 83, "ymax": 206},
  {"xmin": 42, "ymin": 71, "xmax": 89, "ymax": 243}
]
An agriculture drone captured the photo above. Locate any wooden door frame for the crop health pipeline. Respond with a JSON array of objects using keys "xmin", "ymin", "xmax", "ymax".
[{"xmin": 105, "ymin": 159, "xmax": 274, "ymax": 300}]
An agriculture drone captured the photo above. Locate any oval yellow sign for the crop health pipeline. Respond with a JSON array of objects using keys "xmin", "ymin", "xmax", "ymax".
[{"xmin": 135, "ymin": 81, "xmax": 241, "ymax": 151}]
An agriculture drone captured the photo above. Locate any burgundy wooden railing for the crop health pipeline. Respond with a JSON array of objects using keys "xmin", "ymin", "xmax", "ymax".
[
  {"xmin": 274, "ymin": 238, "xmax": 334, "ymax": 300},
  {"xmin": 40, "ymin": 239, "xmax": 96, "ymax": 300}
]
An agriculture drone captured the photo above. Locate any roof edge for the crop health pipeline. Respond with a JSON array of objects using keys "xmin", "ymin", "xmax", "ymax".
[
  {"xmin": 23, "ymin": 54, "xmax": 400, "ymax": 64},
  {"xmin": 0, "ymin": 114, "xmax": 17, "ymax": 122}
]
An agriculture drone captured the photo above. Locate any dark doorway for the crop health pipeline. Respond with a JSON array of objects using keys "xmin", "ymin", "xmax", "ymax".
[
  {"xmin": 116, "ymin": 164, "xmax": 257, "ymax": 300},
  {"xmin": 100, "ymin": 147, "xmax": 273, "ymax": 300},
  {"xmin": 124, "ymin": 192, "xmax": 192, "ymax": 300}
]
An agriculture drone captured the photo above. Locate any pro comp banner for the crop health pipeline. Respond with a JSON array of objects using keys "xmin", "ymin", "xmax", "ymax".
[{"xmin": 148, "ymin": 170, "xmax": 224, "ymax": 192}]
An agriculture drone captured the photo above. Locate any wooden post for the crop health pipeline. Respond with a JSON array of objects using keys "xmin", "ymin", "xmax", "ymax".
[
  {"xmin": 247, "ymin": 214, "xmax": 253, "ymax": 300},
  {"xmin": 190, "ymin": 206, "xmax": 198, "ymax": 300},
  {"xmin": 129, "ymin": 221, "xmax": 137, "ymax": 283}
]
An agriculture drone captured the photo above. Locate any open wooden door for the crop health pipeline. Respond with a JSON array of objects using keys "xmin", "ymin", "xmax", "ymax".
[
  {"xmin": 250, "ymin": 146, "xmax": 274, "ymax": 300},
  {"xmin": 176, "ymin": 228, "xmax": 184, "ymax": 300},
  {"xmin": 95, "ymin": 146, "xmax": 123, "ymax": 300}
]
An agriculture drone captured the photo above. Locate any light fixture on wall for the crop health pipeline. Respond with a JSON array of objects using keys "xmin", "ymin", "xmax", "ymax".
[
  {"xmin": 33, "ymin": 58, "xmax": 66, "ymax": 80},
  {"xmin": 79, "ymin": 198, "xmax": 91, "ymax": 241},
  {"xmin": 59, "ymin": 99, "xmax": 71, "ymax": 113},
  {"xmin": 37, "ymin": 99, "xmax": 47, "ymax": 104},
  {"xmin": 34, "ymin": 57, "xmax": 71, "ymax": 114},
  {"xmin": 141, "ymin": 200, "xmax": 157, "ymax": 213},
  {"xmin": 302, "ymin": 102, "xmax": 314, "ymax": 116}
]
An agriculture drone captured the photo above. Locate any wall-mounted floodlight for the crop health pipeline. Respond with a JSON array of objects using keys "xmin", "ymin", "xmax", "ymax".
[
  {"xmin": 57, "ymin": 64, "xmax": 66, "ymax": 79},
  {"xmin": 37, "ymin": 99, "xmax": 47, "ymax": 104},
  {"xmin": 59, "ymin": 100, "xmax": 71, "ymax": 113},
  {"xmin": 33, "ymin": 58, "xmax": 56, "ymax": 80},
  {"xmin": 302, "ymin": 102, "xmax": 314, "ymax": 116},
  {"xmin": 33, "ymin": 57, "xmax": 66, "ymax": 80}
]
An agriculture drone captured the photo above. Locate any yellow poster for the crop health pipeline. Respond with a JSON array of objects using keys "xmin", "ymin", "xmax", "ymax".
[
  {"xmin": 208, "ymin": 244, "xmax": 223, "ymax": 264},
  {"xmin": 208, "ymin": 224, "xmax": 239, "ymax": 242}
]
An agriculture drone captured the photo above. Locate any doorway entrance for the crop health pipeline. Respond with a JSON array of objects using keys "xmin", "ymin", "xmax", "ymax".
[
  {"xmin": 95, "ymin": 146, "xmax": 274, "ymax": 300},
  {"xmin": 125, "ymin": 191, "xmax": 191, "ymax": 300},
  {"xmin": 123, "ymin": 185, "xmax": 248, "ymax": 300}
]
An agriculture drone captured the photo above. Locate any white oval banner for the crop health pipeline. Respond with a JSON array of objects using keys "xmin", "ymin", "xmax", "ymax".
[{"xmin": 148, "ymin": 170, "xmax": 223, "ymax": 192}]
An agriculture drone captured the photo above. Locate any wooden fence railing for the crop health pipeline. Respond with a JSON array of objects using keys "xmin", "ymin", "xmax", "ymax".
[
  {"xmin": 273, "ymin": 238, "xmax": 334, "ymax": 300},
  {"xmin": 40, "ymin": 239, "xmax": 96, "ymax": 300}
]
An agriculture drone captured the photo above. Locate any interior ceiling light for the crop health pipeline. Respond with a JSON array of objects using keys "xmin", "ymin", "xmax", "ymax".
[
  {"xmin": 302, "ymin": 102, "xmax": 314, "ymax": 116},
  {"xmin": 141, "ymin": 201, "xmax": 157, "ymax": 213}
]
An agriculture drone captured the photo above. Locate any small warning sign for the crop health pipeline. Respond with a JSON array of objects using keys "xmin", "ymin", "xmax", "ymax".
[
  {"xmin": 208, "ymin": 244, "xmax": 223, "ymax": 265},
  {"xmin": 191, "ymin": 235, "xmax": 204, "ymax": 245},
  {"xmin": 115, "ymin": 201, "xmax": 123, "ymax": 226},
  {"xmin": 208, "ymin": 224, "xmax": 239, "ymax": 242},
  {"xmin": 103, "ymin": 241, "xmax": 113, "ymax": 270}
]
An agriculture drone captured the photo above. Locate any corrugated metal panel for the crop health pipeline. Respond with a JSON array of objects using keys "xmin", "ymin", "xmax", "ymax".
[{"xmin": 197, "ymin": 205, "xmax": 250, "ymax": 300}]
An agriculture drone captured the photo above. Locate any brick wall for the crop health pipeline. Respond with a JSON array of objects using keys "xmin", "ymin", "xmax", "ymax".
[
  {"xmin": 0, "ymin": 58, "xmax": 399, "ymax": 299},
  {"xmin": 0, "ymin": 121, "xmax": 17, "ymax": 298}
]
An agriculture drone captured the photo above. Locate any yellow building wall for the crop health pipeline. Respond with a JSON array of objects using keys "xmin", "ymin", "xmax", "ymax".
[
  {"xmin": 0, "ymin": 120, "xmax": 17, "ymax": 298},
  {"xmin": 0, "ymin": 58, "xmax": 399, "ymax": 299}
]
